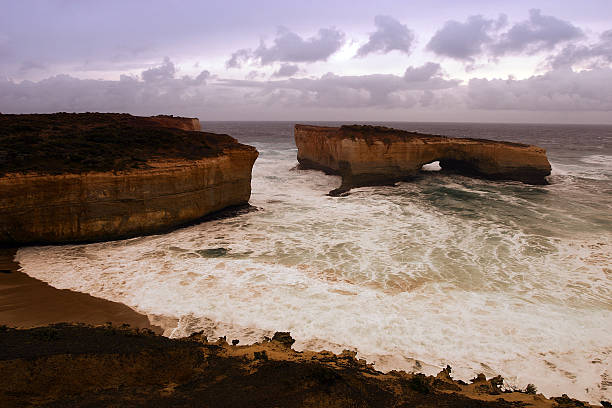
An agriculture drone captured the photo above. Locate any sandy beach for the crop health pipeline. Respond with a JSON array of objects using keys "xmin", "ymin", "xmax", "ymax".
[{"xmin": 0, "ymin": 247, "xmax": 160, "ymax": 333}]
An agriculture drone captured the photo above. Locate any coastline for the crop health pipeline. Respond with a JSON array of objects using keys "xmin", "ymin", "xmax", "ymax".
[
  {"xmin": 1, "ymin": 323, "xmax": 597, "ymax": 408},
  {"xmin": 1, "ymin": 247, "xmax": 605, "ymax": 407},
  {"xmin": 0, "ymin": 247, "xmax": 161, "ymax": 333}
]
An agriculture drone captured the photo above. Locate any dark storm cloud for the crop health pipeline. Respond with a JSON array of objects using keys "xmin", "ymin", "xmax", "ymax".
[
  {"xmin": 226, "ymin": 26, "xmax": 345, "ymax": 68},
  {"xmin": 272, "ymin": 64, "xmax": 300, "ymax": 78},
  {"xmin": 426, "ymin": 15, "xmax": 506, "ymax": 61},
  {"xmin": 356, "ymin": 15, "xmax": 415, "ymax": 57},
  {"xmin": 549, "ymin": 29, "xmax": 612, "ymax": 68},
  {"xmin": 491, "ymin": 9, "xmax": 583, "ymax": 56},
  {"xmin": 467, "ymin": 67, "xmax": 612, "ymax": 111}
]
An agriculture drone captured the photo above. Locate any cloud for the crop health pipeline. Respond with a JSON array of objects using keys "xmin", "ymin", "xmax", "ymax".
[
  {"xmin": 255, "ymin": 26, "xmax": 345, "ymax": 64},
  {"xmin": 426, "ymin": 15, "xmax": 506, "ymax": 61},
  {"xmin": 0, "ymin": 58, "xmax": 214, "ymax": 115},
  {"xmin": 246, "ymin": 70, "xmax": 264, "ymax": 80},
  {"xmin": 1, "ymin": 59, "xmax": 457, "ymax": 116},
  {"xmin": 226, "ymin": 26, "xmax": 345, "ymax": 68},
  {"xmin": 428, "ymin": 10, "xmax": 583, "ymax": 62},
  {"xmin": 272, "ymin": 63, "xmax": 299, "ymax": 78},
  {"xmin": 19, "ymin": 60, "xmax": 47, "ymax": 73},
  {"xmin": 218, "ymin": 62, "xmax": 459, "ymax": 108},
  {"xmin": 549, "ymin": 29, "xmax": 612, "ymax": 68},
  {"xmin": 356, "ymin": 15, "xmax": 415, "ymax": 57},
  {"xmin": 141, "ymin": 57, "xmax": 176, "ymax": 82},
  {"xmin": 467, "ymin": 67, "xmax": 612, "ymax": 111},
  {"xmin": 403, "ymin": 62, "xmax": 442, "ymax": 82},
  {"xmin": 226, "ymin": 49, "xmax": 251, "ymax": 69},
  {"xmin": 491, "ymin": 9, "xmax": 583, "ymax": 56},
  {"xmin": 3, "ymin": 58, "xmax": 611, "ymax": 120}
]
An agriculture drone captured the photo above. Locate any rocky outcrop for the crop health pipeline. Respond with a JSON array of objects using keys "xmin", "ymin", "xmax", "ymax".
[
  {"xmin": 147, "ymin": 115, "xmax": 201, "ymax": 131},
  {"xmin": 0, "ymin": 113, "xmax": 258, "ymax": 245},
  {"xmin": 295, "ymin": 124, "xmax": 552, "ymax": 195},
  {"xmin": 1, "ymin": 324, "xmax": 593, "ymax": 408}
]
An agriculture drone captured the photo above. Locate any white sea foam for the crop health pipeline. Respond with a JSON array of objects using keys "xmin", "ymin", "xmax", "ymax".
[
  {"xmin": 550, "ymin": 155, "xmax": 611, "ymax": 181},
  {"xmin": 14, "ymin": 137, "xmax": 612, "ymax": 403},
  {"xmin": 580, "ymin": 154, "xmax": 612, "ymax": 168},
  {"xmin": 16, "ymin": 238, "xmax": 612, "ymax": 402}
]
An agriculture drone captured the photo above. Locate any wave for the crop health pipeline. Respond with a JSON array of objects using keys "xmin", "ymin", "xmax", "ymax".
[{"xmin": 13, "ymin": 131, "xmax": 612, "ymax": 404}]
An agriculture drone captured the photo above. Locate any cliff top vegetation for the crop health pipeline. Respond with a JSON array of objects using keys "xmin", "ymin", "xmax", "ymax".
[{"xmin": 0, "ymin": 112, "xmax": 251, "ymax": 175}]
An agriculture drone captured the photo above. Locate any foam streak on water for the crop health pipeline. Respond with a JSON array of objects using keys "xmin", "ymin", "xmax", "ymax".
[{"xmin": 16, "ymin": 122, "xmax": 612, "ymax": 403}]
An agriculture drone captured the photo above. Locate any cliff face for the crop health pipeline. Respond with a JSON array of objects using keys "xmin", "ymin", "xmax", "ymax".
[
  {"xmin": 0, "ymin": 113, "xmax": 258, "ymax": 245},
  {"xmin": 295, "ymin": 124, "xmax": 551, "ymax": 195},
  {"xmin": 0, "ymin": 152, "xmax": 257, "ymax": 245},
  {"xmin": 147, "ymin": 115, "xmax": 201, "ymax": 131}
]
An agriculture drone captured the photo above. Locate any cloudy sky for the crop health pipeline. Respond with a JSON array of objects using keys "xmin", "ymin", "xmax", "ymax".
[{"xmin": 2, "ymin": 0, "xmax": 612, "ymax": 123}]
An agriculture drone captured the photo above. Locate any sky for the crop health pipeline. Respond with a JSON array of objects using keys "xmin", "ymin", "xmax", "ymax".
[{"xmin": 1, "ymin": 0, "xmax": 612, "ymax": 123}]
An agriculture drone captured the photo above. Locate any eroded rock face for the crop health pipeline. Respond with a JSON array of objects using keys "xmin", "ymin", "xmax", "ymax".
[
  {"xmin": 0, "ymin": 154, "xmax": 257, "ymax": 245},
  {"xmin": 295, "ymin": 124, "xmax": 552, "ymax": 195},
  {"xmin": 0, "ymin": 114, "xmax": 257, "ymax": 245}
]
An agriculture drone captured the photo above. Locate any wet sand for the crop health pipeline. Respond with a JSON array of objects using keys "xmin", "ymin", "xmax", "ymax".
[{"xmin": 0, "ymin": 247, "xmax": 161, "ymax": 333}]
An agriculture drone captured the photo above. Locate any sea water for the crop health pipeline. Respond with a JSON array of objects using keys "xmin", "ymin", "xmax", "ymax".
[{"xmin": 16, "ymin": 122, "xmax": 612, "ymax": 403}]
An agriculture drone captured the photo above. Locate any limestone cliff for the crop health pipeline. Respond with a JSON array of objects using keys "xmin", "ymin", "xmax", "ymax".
[
  {"xmin": 147, "ymin": 115, "xmax": 201, "ymax": 131},
  {"xmin": 295, "ymin": 124, "xmax": 551, "ymax": 195},
  {"xmin": 0, "ymin": 113, "xmax": 258, "ymax": 245}
]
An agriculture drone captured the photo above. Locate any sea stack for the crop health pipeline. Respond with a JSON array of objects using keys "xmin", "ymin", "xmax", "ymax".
[
  {"xmin": 0, "ymin": 113, "xmax": 258, "ymax": 245},
  {"xmin": 295, "ymin": 124, "xmax": 551, "ymax": 195}
]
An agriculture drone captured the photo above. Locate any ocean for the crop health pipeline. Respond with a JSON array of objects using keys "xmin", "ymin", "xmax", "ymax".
[{"xmin": 15, "ymin": 122, "xmax": 612, "ymax": 403}]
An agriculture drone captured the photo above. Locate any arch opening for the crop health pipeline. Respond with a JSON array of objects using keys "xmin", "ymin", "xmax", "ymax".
[{"xmin": 420, "ymin": 161, "xmax": 442, "ymax": 172}]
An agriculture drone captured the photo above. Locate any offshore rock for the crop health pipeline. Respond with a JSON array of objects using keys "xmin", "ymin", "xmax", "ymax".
[
  {"xmin": 0, "ymin": 113, "xmax": 258, "ymax": 245},
  {"xmin": 295, "ymin": 124, "xmax": 551, "ymax": 195}
]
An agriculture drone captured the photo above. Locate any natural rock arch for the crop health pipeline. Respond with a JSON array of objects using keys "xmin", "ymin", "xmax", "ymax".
[{"xmin": 294, "ymin": 124, "xmax": 551, "ymax": 195}]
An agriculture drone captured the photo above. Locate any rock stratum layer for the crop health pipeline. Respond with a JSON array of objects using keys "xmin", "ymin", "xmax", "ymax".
[
  {"xmin": 0, "ymin": 113, "xmax": 258, "ymax": 245},
  {"xmin": 295, "ymin": 124, "xmax": 552, "ymax": 195},
  {"xmin": 0, "ymin": 324, "xmax": 596, "ymax": 408}
]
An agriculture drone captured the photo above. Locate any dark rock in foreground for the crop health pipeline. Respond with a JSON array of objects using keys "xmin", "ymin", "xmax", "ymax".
[
  {"xmin": 295, "ymin": 124, "xmax": 552, "ymax": 195},
  {"xmin": 0, "ymin": 324, "xmax": 595, "ymax": 408}
]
